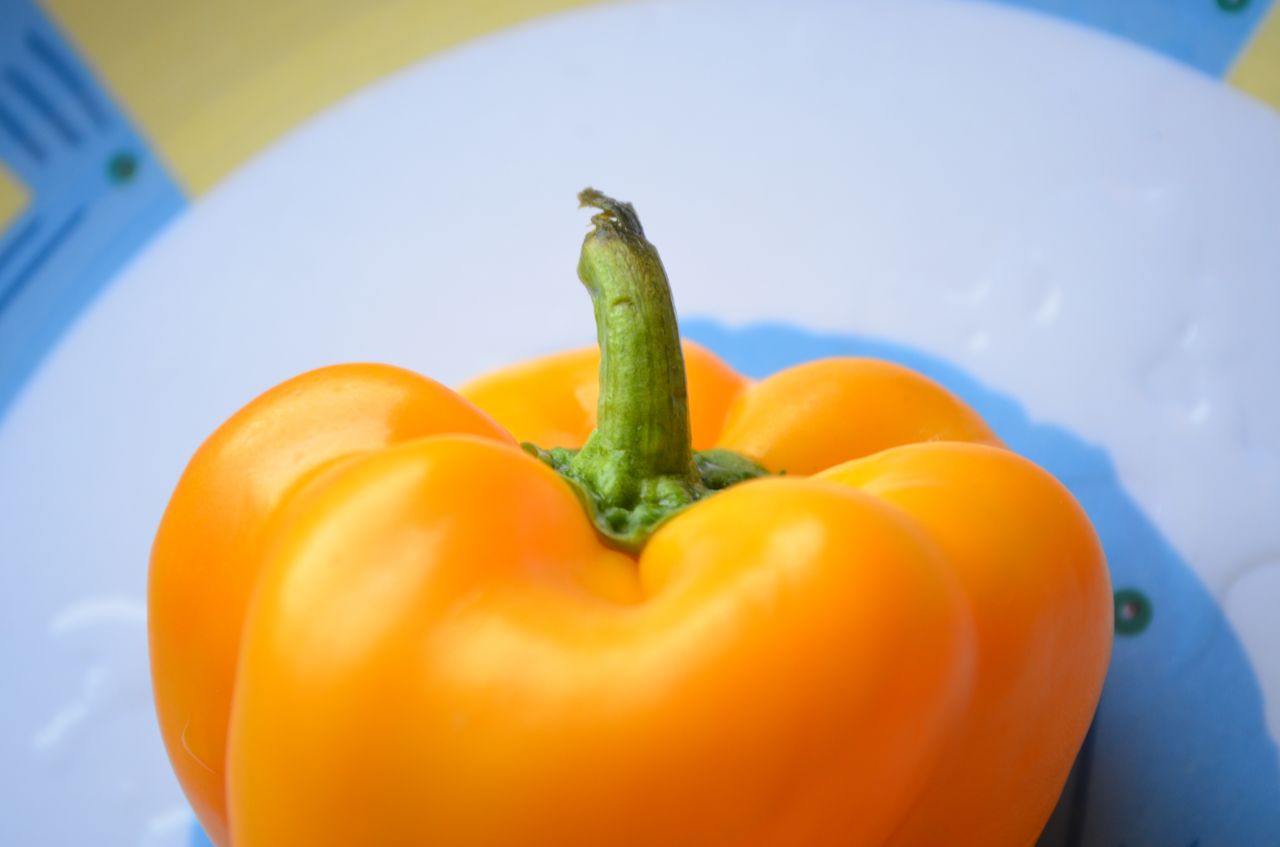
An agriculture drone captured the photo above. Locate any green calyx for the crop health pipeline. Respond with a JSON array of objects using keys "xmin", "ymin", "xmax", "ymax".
[{"xmin": 524, "ymin": 189, "xmax": 769, "ymax": 551}]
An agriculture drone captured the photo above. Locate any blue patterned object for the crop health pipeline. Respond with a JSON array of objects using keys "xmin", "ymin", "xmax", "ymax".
[
  {"xmin": 0, "ymin": 0, "xmax": 185, "ymax": 415},
  {"xmin": 999, "ymin": 0, "xmax": 1275, "ymax": 76}
]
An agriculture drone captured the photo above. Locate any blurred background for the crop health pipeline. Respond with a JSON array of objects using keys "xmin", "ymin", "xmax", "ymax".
[{"xmin": 1, "ymin": 0, "xmax": 1278, "ymax": 844}]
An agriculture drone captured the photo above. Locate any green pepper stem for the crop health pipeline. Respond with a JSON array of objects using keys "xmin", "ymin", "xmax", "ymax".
[
  {"xmin": 568, "ymin": 189, "xmax": 701, "ymax": 505},
  {"xmin": 523, "ymin": 190, "xmax": 768, "ymax": 551}
]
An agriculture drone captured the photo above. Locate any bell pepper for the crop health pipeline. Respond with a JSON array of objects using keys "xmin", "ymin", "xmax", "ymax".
[{"xmin": 149, "ymin": 190, "xmax": 1112, "ymax": 847}]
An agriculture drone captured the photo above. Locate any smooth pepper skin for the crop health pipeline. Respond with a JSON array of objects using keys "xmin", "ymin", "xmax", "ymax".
[
  {"xmin": 148, "ymin": 364, "xmax": 515, "ymax": 846},
  {"xmin": 151, "ymin": 346, "xmax": 1110, "ymax": 847},
  {"xmin": 150, "ymin": 191, "xmax": 1111, "ymax": 846}
]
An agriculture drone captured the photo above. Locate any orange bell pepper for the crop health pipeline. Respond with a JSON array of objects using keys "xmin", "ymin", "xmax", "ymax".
[{"xmin": 149, "ymin": 190, "xmax": 1111, "ymax": 847}]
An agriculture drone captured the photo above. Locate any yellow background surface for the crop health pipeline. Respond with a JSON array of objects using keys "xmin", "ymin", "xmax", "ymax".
[
  {"xmin": 1231, "ymin": 4, "xmax": 1280, "ymax": 109},
  {"xmin": 42, "ymin": 0, "xmax": 599, "ymax": 195},
  {"xmin": 0, "ymin": 163, "xmax": 28, "ymax": 233}
]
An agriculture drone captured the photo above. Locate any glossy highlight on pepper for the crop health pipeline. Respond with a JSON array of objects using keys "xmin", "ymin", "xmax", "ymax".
[{"xmin": 149, "ymin": 190, "xmax": 1112, "ymax": 847}]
